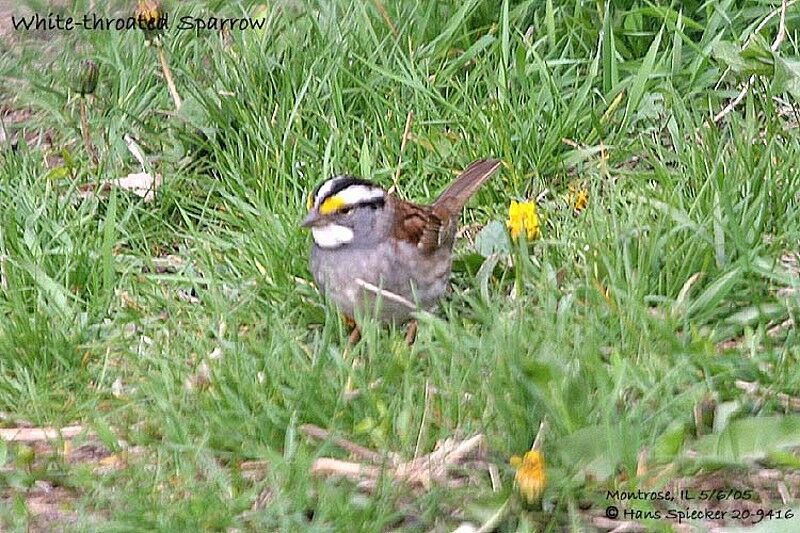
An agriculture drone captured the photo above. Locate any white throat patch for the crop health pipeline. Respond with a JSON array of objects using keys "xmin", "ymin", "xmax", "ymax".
[{"xmin": 312, "ymin": 223, "xmax": 354, "ymax": 248}]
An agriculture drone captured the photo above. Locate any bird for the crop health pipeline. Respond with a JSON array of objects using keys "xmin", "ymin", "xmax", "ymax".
[{"xmin": 301, "ymin": 159, "xmax": 501, "ymax": 343}]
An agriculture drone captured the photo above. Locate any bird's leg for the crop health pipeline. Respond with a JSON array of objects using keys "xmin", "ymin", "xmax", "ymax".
[
  {"xmin": 342, "ymin": 315, "xmax": 362, "ymax": 398},
  {"xmin": 404, "ymin": 319, "xmax": 418, "ymax": 345}
]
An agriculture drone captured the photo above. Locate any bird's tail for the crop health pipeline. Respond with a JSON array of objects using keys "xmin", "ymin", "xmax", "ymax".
[{"xmin": 432, "ymin": 159, "xmax": 501, "ymax": 214}]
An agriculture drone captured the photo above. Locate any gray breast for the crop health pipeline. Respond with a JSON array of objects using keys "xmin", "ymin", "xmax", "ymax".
[{"xmin": 310, "ymin": 240, "xmax": 452, "ymax": 322}]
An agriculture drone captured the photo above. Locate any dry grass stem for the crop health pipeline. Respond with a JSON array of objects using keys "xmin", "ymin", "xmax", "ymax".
[
  {"xmin": 0, "ymin": 425, "xmax": 85, "ymax": 442},
  {"xmin": 307, "ymin": 430, "xmax": 487, "ymax": 492},
  {"xmin": 79, "ymin": 98, "xmax": 98, "ymax": 165},
  {"xmin": 373, "ymin": 0, "xmax": 398, "ymax": 39},
  {"xmin": 300, "ymin": 424, "xmax": 390, "ymax": 464},
  {"xmin": 391, "ymin": 110, "xmax": 414, "ymax": 191},
  {"xmin": 157, "ymin": 45, "xmax": 182, "ymax": 111}
]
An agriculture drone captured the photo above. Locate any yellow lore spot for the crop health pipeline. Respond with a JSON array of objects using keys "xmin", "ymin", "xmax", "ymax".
[
  {"xmin": 511, "ymin": 449, "xmax": 547, "ymax": 504},
  {"xmin": 320, "ymin": 195, "xmax": 346, "ymax": 215},
  {"xmin": 507, "ymin": 200, "xmax": 541, "ymax": 240}
]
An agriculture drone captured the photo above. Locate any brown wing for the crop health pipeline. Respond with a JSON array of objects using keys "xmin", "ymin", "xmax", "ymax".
[
  {"xmin": 392, "ymin": 159, "xmax": 501, "ymax": 254},
  {"xmin": 392, "ymin": 198, "xmax": 453, "ymax": 254}
]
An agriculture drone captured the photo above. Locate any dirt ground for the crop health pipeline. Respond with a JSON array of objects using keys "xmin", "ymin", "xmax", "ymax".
[{"xmin": 1, "ymin": 0, "xmax": 20, "ymax": 41}]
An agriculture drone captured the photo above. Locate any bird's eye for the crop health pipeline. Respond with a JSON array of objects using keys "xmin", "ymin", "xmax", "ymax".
[{"xmin": 340, "ymin": 207, "xmax": 354, "ymax": 216}]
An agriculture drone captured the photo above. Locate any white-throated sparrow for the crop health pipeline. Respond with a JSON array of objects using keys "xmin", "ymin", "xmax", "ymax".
[{"xmin": 302, "ymin": 159, "xmax": 501, "ymax": 328}]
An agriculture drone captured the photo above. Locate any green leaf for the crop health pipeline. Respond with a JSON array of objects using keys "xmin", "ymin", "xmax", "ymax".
[
  {"xmin": 545, "ymin": 0, "xmax": 555, "ymax": 50},
  {"xmin": 773, "ymin": 57, "xmax": 800, "ymax": 98},
  {"xmin": 516, "ymin": 357, "xmax": 555, "ymax": 390},
  {"xmin": 712, "ymin": 41, "xmax": 749, "ymax": 73},
  {"xmin": 359, "ymin": 136, "xmax": 372, "ymax": 178},
  {"xmin": 100, "ymin": 187, "xmax": 117, "ymax": 313},
  {"xmin": 713, "ymin": 400, "xmax": 741, "ymax": 434},
  {"xmin": 92, "ymin": 419, "xmax": 120, "ymax": 453},
  {"xmin": 625, "ymin": 26, "xmax": 663, "ymax": 123},
  {"xmin": 713, "ymin": 191, "xmax": 726, "ymax": 267},
  {"xmin": 420, "ymin": 0, "xmax": 482, "ymax": 56},
  {"xmin": 712, "ymin": 37, "xmax": 774, "ymax": 77},
  {"xmin": 724, "ymin": 303, "xmax": 787, "ymax": 327},
  {"xmin": 601, "ymin": 6, "xmax": 618, "ymax": 95},
  {"xmin": 43, "ymin": 166, "xmax": 70, "ymax": 181},
  {"xmin": 670, "ymin": 11, "xmax": 684, "ymax": 76},
  {"xmin": 652, "ymin": 422, "xmax": 686, "ymax": 463},
  {"xmin": 477, "ymin": 253, "xmax": 501, "ymax": 303},
  {"xmin": 638, "ymin": 196, "xmax": 712, "ymax": 245},
  {"xmin": 497, "ymin": 0, "xmax": 510, "ymax": 106},
  {"xmin": 558, "ymin": 425, "xmax": 622, "ymax": 482},
  {"xmin": 740, "ymin": 36, "xmax": 774, "ymax": 68},
  {"xmin": 685, "ymin": 267, "xmax": 743, "ymax": 320},
  {"xmin": 16, "ymin": 260, "xmax": 76, "ymax": 320},
  {"xmin": 442, "ymin": 34, "xmax": 495, "ymax": 79},
  {"xmin": 177, "ymin": 94, "xmax": 212, "ymax": 131},
  {"xmin": 692, "ymin": 415, "xmax": 800, "ymax": 463},
  {"xmin": 474, "ymin": 220, "xmax": 510, "ymax": 257},
  {"xmin": 765, "ymin": 450, "xmax": 800, "ymax": 469},
  {"xmin": 452, "ymin": 252, "xmax": 488, "ymax": 275}
]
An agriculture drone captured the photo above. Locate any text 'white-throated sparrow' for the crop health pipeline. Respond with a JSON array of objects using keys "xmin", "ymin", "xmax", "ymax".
[{"xmin": 302, "ymin": 159, "xmax": 501, "ymax": 330}]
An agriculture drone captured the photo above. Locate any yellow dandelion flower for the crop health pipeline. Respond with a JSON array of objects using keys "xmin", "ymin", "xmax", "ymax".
[
  {"xmin": 136, "ymin": 0, "xmax": 160, "ymax": 23},
  {"xmin": 506, "ymin": 200, "xmax": 540, "ymax": 240},
  {"xmin": 574, "ymin": 189, "xmax": 589, "ymax": 212},
  {"xmin": 567, "ymin": 184, "xmax": 589, "ymax": 214},
  {"xmin": 510, "ymin": 449, "xmax": 547, "ymax": 504},
  {"xmin": 135, "ymin": 0, "xmax": 164, "ymax": 40}
]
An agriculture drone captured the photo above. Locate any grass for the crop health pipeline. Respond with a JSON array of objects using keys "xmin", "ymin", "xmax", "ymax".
[{"xmin": 1, "ymin": 0, "xmax": 800, "ymax": 530}]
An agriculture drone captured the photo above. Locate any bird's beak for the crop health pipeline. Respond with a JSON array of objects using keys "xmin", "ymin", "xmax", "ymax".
[{"xmin": 301, "ymin": 210, "xmax": 320, "ymax": 228}]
